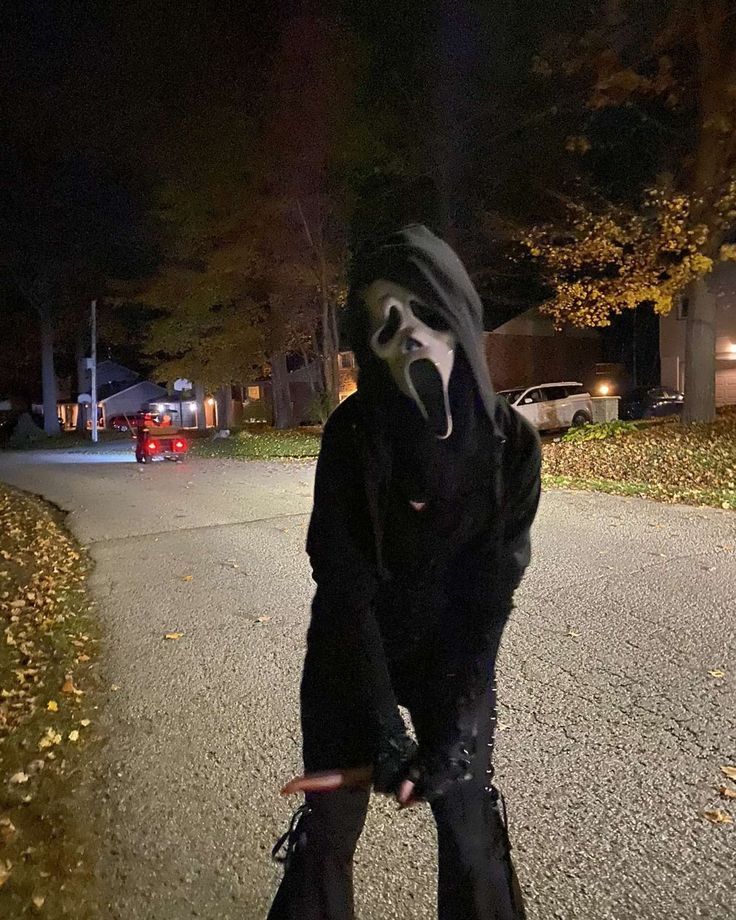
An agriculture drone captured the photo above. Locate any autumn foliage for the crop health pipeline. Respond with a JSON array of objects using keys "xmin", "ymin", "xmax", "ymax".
[{"xmin": 523, "ymin": 182, "xmax": 736, "ymax": 329}]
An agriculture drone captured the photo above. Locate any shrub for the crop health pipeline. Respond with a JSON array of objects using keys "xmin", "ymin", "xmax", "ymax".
[{"xmin": 561, "ymin": 420, "xmax": 642, "ymax": 443}]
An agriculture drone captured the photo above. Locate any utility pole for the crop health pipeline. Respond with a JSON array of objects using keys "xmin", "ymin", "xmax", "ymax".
[{"xmin": 90, "ymin": 299, "xmax": 98, "ymax": 443}]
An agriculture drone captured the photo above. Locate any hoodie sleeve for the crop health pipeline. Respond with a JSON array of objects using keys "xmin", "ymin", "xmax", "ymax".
[
  {"xmin": 306, "ymin": 405, "xmax": 417, "ymax": 790},
  {"xmin": 499, "ymin": 409, "xmax": 542, "ymax": 588},
  {"xmin": 413, "ymin": 407, "xmax": 541, "ymax": 802}
]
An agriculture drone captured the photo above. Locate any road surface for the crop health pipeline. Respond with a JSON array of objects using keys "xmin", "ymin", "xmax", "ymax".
[{"xmin": 0, "ymin": 444, "xmax": 734, "ymax": 920}]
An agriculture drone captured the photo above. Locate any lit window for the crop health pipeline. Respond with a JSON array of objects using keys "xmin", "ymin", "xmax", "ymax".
[
  {"xmin": 247, "ymin": 386, "xmax": 261, "ymax": 400},
  {"xmin": 339, "ymin": 352, "xmax": 355, "ymax": 369}
]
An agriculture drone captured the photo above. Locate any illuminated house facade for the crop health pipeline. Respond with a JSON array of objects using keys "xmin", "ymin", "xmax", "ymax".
[{"xmin": 660, "ymin": 264, "xmax": 736, "ymax": 406}]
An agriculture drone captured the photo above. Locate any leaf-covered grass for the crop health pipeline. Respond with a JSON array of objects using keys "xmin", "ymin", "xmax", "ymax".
[
  {"xmin": 190, "ymin": 426, "xmax": 322, "ymax": 460},
  {"xmin": 1, "ymin": 430, "xmax": 131, "ymax": 451},
  {"xmin": 0, "ymin": 485, "xmax": 99, "ymax": 917},
  {"xmin": 543, "ymin": 407, "xmax": 736, "ymax": 510}
]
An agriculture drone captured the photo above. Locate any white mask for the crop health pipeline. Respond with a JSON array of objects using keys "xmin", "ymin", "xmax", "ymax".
[{"xmin": 363, "ymin": 279, "xmax": 457, "ymax": 439}]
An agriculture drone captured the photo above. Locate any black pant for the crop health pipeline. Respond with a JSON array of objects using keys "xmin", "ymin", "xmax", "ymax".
[{"xmin": 267, "ymin": 682, "xmax": 525, "ymax": 920}]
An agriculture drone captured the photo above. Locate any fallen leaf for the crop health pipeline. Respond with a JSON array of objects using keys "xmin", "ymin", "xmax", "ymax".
[
  {"xmin": 720, "ymin": 765, "xmax": 736, "ymax": 781},
  {"xmin": 46, "ymin": 701, "xmax": 58, "ymax": 712},
  {"xmin": 181, "ymin": 575, "xmax": 193, "ymax": 582},
  {"xmin": 164, "ymin": 632, "xmax": 184, "ymax": 641},
  {"xmin": 9, "ymin": 772, "xmax": 29, "ymax": 785},
  {"xmin": 32, "ymin": 893, "xmax": 45, "ymax": 910},
  {"xmin": 76, "ymin": 654, "xmax": 90, "ymax": 662},
  {"xmin": 67, "ymin": 730, "xmax": 79, "ymax": 742},
  {"xmin": 703, "ymin": 808, "xmax": 733, "ymax": 825},
  {"xmin": 0, "ymin": 817, "xmax": 16, "ymax": 844},
  {"xmin": 0, "ymin": 859, "xmax": 11, "ymax": 887},
  {"xmin": 60, "ymin": 675, "xmax": 76, "ymax": 694},
  {"xmin": 38, "ymin": 728, "xmax": 62, "ymax": 751},
  {"xmin": 255, "ymin": 616, "xmax": 271, "ymax": 624},
  {"xmin": 718, "ymin": 785, "xmax": 736, "ymax": 800},
  {"xmin": 80, "ymin": 719, "xmax": 91, "ymax": 727},
  {"xmin": 707, "ymin": 668, "xmax": 726, "ymax": 678}
]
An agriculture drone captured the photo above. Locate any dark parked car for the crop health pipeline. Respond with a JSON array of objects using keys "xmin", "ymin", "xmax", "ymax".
[{"xmin": 619, "ymin": 386, "xmax": 684, "ymax": 420}]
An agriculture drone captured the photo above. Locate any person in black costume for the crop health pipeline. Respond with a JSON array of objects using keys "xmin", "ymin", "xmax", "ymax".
[{"xmin": 268, "ymin": 225, "xmax": 541, "ymax": 920}]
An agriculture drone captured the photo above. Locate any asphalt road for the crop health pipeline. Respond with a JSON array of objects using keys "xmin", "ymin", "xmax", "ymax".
[{"xmin": 0, "ymin": 444, "xmax": 734, "ymax": 920}]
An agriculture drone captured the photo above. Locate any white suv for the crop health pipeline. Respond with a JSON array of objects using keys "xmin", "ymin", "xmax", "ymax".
[{"xmin": 498, "ymin": 382, "xmax": 594, "ymax": 432}]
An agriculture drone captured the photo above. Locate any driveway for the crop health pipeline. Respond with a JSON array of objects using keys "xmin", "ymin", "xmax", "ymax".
[{"xmin": 0, "ymin": 445, "xmax": 734, "ymax": 920}]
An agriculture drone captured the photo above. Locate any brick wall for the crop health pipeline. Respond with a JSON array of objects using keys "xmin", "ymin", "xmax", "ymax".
[{"xmin": 484, "ymin": 333, "xmax": 602, "ymax": 391}]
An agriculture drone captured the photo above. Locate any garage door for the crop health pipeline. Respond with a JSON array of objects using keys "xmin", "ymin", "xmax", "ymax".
[{"xmin": 716, "ymin": 364, "xmax": 736, "ymax": 407}]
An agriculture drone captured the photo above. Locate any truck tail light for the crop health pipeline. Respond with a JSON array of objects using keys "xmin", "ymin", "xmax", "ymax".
[
  {"xmin": 173, "ymin": 438, "xmax": 187, "ymax": 452},
  {"xmin": 146, "ymin": 440, "xmax": 159, "ymax": 453}
]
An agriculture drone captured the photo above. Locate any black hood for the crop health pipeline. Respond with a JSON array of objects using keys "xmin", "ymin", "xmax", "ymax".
[{"xmin": 345, "ymin": 224, "xmax": 499, "ymax": 430}]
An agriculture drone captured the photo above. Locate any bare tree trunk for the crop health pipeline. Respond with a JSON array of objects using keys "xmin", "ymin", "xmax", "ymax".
[
  {"xmin": 270, "ymin": 352, "xmax": 294, "ymax": 429},
  {"xmin": 299, "ymin": 346, "xmax": 317, "ymax": 395},
  {"xmin": 320, "ymin": 297, "xmax": 340, "ymax": 410},
  {"xmin": 683, "ymin": 1, "xmax": 736, "ymax": 422},
  {"xmin": 194, "ymin": 381, "xmax": 207, "ymax": 431},
  {"xmin": 296, "ymin": 199, "xmax": 341, "ymax": 410},
  {"xmin": 39, "ymin": 311, "xmax": 60, "ymax": 436},
  {"xmin": 216, "ymin": 385, "xmax": 235, "ymax": 428},
  {"xmin": 74, "ymin": 325, "xmax": 87, "ymax": 431},
  {"xmin": 682, "ymin": 276, "xmax": 717, "ymax": 424}
]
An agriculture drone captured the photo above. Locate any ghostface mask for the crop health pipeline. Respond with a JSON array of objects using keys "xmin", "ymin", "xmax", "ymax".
[{"xmin": 363, "ymin": 279, "xmax": 457, "ymax": 439}]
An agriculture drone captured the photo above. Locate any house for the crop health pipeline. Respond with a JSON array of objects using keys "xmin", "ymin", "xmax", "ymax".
[
  {"xmin": 234, "ymin": 305, "xmax": 603, "ymax": 425},
  {"xmin": 143, "ymin": 394, "xmax": 217, "ymax": 428},
  {"xmin": 97, "ymin": 379, "xmax": 169, "ymax": 426},
  {"xmin": 333, "ymin": 307, "xmax": 602, "ymax": 401},
  {"xmin": 57, "ymin": 359, "xmax": 168, "ymax": 430},
  {"xmin": 483, "ymin": 307, "xmax": 601, "ymax": 391},
  {"xmin": 660, "ymin": 263, "xmax": 736, "ymax": 406}
]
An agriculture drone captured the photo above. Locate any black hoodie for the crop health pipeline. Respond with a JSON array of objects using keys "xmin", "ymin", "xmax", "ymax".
[{"xmin": 303, "ymin": 225, "xmax": 541, "ymax": 799}]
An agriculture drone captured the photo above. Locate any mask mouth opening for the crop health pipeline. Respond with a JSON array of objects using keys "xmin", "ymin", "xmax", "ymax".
[{"xmin": 407, "ymin": 359, "xmax": 453, "ymax": 440}]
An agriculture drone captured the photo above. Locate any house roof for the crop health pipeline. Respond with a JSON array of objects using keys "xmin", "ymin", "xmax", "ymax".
[
  {"xmin": 97, "ymin": 380, "xmax": 132, "ymax": 401},
  {"xmin": 98, "ymin": 380, "xmax": 166, "ymax": 403},
  {"xmin": 95, "ymin": 359, "xmax": 140, "ymax": 382}
]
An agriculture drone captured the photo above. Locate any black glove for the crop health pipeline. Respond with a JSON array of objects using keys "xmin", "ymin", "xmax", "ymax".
[{"xmin": 372, "ymin": 728, "xmax": 419, "ymax": 794}]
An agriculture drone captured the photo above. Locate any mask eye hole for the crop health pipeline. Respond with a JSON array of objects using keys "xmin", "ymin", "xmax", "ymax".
[
  {"xmin": 376, "ymin": 304, "xmax": 402, "ymax": 346},
  {"xmin": 410, "ymin": 300, "xmax": 450, "ymax": 332}
]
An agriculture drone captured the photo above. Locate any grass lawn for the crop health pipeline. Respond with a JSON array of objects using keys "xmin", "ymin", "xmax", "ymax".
[
  {"xmin": 190, "ymin": 426, "xmax": 322, "ymax": 460},
  {"xmin": 1, "ymin": 430, "xmax": 131, "ymax": 451},
  {"xmin": 0, "ymin": 485, "xmax": 99, "ymax": 917},
  {"xmin": 543, "ymin": 407, "xmax": 736, "ymax": 510}
]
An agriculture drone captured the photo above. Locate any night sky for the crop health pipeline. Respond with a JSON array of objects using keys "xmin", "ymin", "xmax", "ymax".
[{"xmin": 1, "ymin": 0, "xmax": 659, "ymax": 400}]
